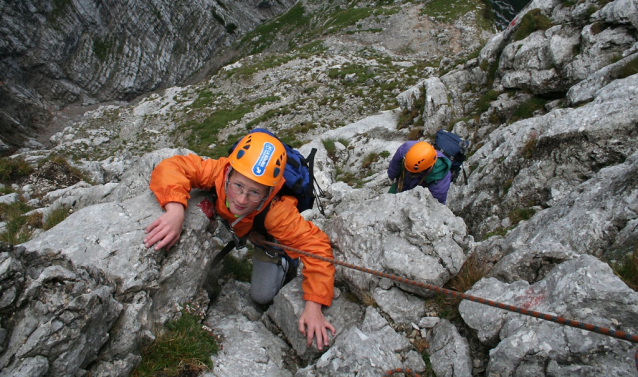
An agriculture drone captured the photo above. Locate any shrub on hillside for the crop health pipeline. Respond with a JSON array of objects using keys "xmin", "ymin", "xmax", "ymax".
[{"xmin": 513, "ymin": 9, "xmax": 553, "ymax": 41}]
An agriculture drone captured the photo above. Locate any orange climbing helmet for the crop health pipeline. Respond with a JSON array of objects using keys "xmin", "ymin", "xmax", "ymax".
[
  {"xmin": 228, "ymin": 132, "xmax": 287, "ymax": 186},
  {"xmin": 404, "ymin": 141, "xmax": 437, "ymax": 173}
]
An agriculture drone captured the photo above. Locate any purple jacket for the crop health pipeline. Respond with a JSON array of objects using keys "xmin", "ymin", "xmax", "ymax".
[{"xmin": 387, "ymin": 141, "xmax": 452, "ymax": 204}]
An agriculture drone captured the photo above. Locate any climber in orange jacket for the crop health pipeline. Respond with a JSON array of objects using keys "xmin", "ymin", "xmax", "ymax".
[{"xmin": 144, "ymin": 132, "xmax": 336, "ymax": 350}]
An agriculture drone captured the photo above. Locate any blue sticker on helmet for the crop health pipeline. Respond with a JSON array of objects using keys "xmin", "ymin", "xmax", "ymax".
[{"xmin": 252, "ymin": 142, "xmax": 275, "ymax": 176}]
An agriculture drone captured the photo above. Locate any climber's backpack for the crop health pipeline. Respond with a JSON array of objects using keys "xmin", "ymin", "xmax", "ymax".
[{"xmin": 433, "ymin": 129, "xmax": 470, "ymax": 183}]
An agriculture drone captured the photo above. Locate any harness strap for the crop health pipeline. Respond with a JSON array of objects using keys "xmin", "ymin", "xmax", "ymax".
[
  {"xmin": 210, "ymin": 240, "xmax": 237, "ymax": 268},
  {"xmin": 397, "ymin": 169, "xmax": 405, "ymax": 192}
]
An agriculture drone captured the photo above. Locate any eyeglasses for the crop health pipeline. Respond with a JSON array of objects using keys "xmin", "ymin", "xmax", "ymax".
[{"xmin": 227, "ymin": 181, "xmax": 266, "ymax": 203}]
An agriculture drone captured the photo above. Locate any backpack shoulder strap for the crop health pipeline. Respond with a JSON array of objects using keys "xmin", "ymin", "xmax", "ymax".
[{"xmin": 252, "ymin": 198, "xmax": 272, "ymax": 239}]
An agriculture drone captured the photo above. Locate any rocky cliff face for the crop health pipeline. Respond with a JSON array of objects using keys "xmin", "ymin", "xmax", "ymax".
[
  {"xmin": 1, "ymin": 0, "xmax": 638, "ymax": 376},
  {"xmin": 0, "ymin": 0, "xmax": 296, "ymax": 153}
]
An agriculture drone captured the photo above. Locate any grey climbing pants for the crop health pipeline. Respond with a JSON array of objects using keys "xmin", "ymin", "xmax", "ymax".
[{"xmin": 250, "ymin": 245, "xmax": 289, "ymax": 305}]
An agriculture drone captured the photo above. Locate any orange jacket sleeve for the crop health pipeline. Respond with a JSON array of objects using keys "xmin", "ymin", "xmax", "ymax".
[
  {"xmin": 149, "ymin": 154, "xmax": 225, "ymax": 209},
  {"xmin": 264, "ymin": 196, "xmax": 335, "ymax": 307}
]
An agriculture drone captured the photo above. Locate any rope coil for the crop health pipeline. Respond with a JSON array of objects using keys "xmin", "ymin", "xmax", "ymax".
[{"xmin": 248, "ymin": 233, "xmax": 638, "ymax": 374}]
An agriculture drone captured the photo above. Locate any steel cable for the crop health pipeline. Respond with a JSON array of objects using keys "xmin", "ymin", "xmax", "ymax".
[{"xmin": 248, "ymin": 233, "xmax": 638, "ymax": 374}]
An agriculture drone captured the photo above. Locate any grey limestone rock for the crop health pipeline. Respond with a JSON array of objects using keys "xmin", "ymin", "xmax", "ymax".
[
  {"xmin": 372, "ymin": 287, "xmax": 427, "ymax": 326},
  {"xmin": 476, "ymin": 150, "xmax": 638, "ymax": 282},
  {"xmin": 307, "ymin": 326, "xmax": 404, "ymax": 376},
  {"xmin": 0, "ymin": 0, "xmax": 297, "ymax": 150},
  {"xmin": 449, "ymin": 74, "xmax": 638, "ymax": 240},
  {"xmin": 265, "ymin": 276, "xmax": 364, "ymax": 362},
  {"xmin": 325, "ymin": 186, "xmax": 471, "ymax": 300},
  {"xmin": 459, "ymin": 255, "xmax": 638, "ymax": 376},
  {"xmin": 0, "ymin": 245, "xmax": 122, "ymax": 377},
  {"xmin": 14, "ymin": 148, "xmax": 221, "ymax": 375},
  {"xmin": 427, "ymin": 319, "xmax": 473, "ymax": 377},
  {"xmin": 205, "ymin": 315, "xmax": 293, "ymax": 377}
]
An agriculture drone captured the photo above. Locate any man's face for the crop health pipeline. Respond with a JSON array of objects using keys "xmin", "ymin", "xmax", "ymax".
[{"xmin": 225, "ymin": 168, "xmax": 270, "ymax": 216}]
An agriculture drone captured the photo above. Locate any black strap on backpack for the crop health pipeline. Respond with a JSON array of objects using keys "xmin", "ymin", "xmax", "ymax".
[{"xmin": 306, "ymin": 148, "xmax": 326, "ymax": 216}]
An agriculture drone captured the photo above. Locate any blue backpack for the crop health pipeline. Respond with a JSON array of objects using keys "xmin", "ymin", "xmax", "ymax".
[
  {"xmin": 228, "ymin": 128, "xmax": 324, "ymax": 215},
  {"xmin": 434, "ymin": 129, "xmax": 470, "ymax": 182}
]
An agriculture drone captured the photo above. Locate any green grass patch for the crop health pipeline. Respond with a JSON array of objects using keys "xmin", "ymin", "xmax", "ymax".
[
  {"xmin": 480, "ymin": 206, "xmax": 537, "ymax": 241},
  {"xmin": 438, "ymin": 253, "xmax": 489, "ymax": 319},
  {"xmin": 591, "ymin": 22, "xmax": 611, "ymax": 35},
  {"xmin": 239, "ymin": 3, "xmax": 310, "ymax": 55},
  {"xmin": 596, "ymin": 0, "xmax": 614, "ymax": 6},
  {"xmin": 509, "ymin": 207, "xmax": 536, "ymax": 225},
  {"xmin": 0, "ymin": 201, "xmax": 34, "ymax": 245},
  {"xmin": 397, "ymin": 107, "xmax": 421, "ymax": 130},
  {"xmin": 521, "ymin": 138, "xmax": 537, "ymax": 159},
  {"xmin": 328, "ymin": 63, "xmax": 376, "ymax": 86},
  {"xmin": 254, "ymin": 95, "xmax": 281, "ymax": 106},
  {"xmin": 479, "ymin": 0, "xmax": 496, "ymax": 27},
  {"xmin": 44, "ymin": 206, "xmax": 70, "ymax": 230},
  {"xmin": 616, "ymin": 55, "xmax": 638, "ymax": 79},
  {"xmin": 0, "ymin": 216, "xmax": 29, "ymax": 245},
  {"xmin": 228, "ymin": 54, "xmax": 298, "ymax": 78},
  {"xmin": 484, "ymin": 56, "xmax": 500, "ymax": 87},
  {"xmin": 132, "ymin": 307, "xmax": 218, "ymax": 377},
  {"xmin": 189, "ymin": 90, "xmax": 217, "ymax": 109},
  {"xmin": 47, "ymin": 0, "xmax": 73, "ymax": 23},
  {"xmin": 511, "ymin": 97, "xmax": 547, "ymax": 122},
  {"xmin": 421, "ymin": 352, "xmax": 435, "ymax": 376},
  {"xmin": 483, "ymin": 226, "xmax": 508, "ymax": 239},
  {"xmin": 93, "ymin": 37, "xmax": 115, "ymax": 61},
  {"xmin": 206, "ymin": 131, "xmax": 246, "ymax": 160},
  {"xmin": 488, "ymin": 112, "xmax": 502, "ymax": 124},
  {"xmin": 408, "ymin": 128, "xmax": 423, "ymax": 140},
  {"xmin": 182, "ymin": 104, "xmax": 254, "ymax": 156},
  {"xmin": 39, "ymin": 154, "xmax": 94, "ymax": 185},
  {"xmin": 609, "ymin": 246, "xmax": 638, "ymax": 291},
  {"xmin": 275, "ymin": 122, "xmax": 317, "ymax": 148},
  {"xmin": 323, "ymin": 138, "xmax": 337, "ymax": 159},
  {"xmin": 611, "ymin": 53, "xmax": 623, "ymax": 64},
  {"xmin": 503, "ymin": 178, "xmax": 513, "ymax": 195},
  {"xmin": 295, "ymin": 40, "xmax": 327, "ymax": 55},
  {"xmin": 246, "ymin": 105, "xmax": 291, "ymax": 129},
  {"xmin": 0, "ymin": 157, "xmax": 34, "ymax": 184},
  {"xmin": 221, "ymin": 252, "xmax": 253, "ymax": 282},
  {"xmin": 335, "ymin": 167, "xmax": 363, "ymax": 188},
  {"xmin": 404, "ymin": 60, "xmax": 432, "ymax": 78},
  {"xmin": 475, "ymin": 89, "xmax": 500, "ymax": 114},
  {"xmin": 513, "ymin": 9, "xmax": 553, "ymax": 41},
  {"xmin": 320, "ymin": 7, "xmax": 375, "ymax": 35},
  {"xmin": 421, "ymin": 0, "xmax": 487, "ymax": 24},
  {"xmin": 346, "ymin": 28, "xmax": 383, "ymax": 35},
  {"xmin": 361, "ymin": 152, "xmax": 381, "ymax": 169},
  {"xmin": 397, "ymin": 87, "xmax": 425, "ymax": 129}
]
